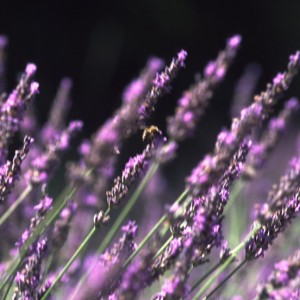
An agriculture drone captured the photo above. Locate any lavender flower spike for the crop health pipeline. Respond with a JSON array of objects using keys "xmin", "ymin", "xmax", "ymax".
[
  {"xmin": 0, "ymin": 63, "xmax": 38, "ymax": 162},
  {"xmin": 167, "ymin": 35, "xmax": 241, "ymax": 141},
  {"xmin": 105, "ymin": 126, "xmax": 166, "ymax": 208},
  {"xmin": 13, "ymin": 238, "xmax": 48, "ymax": 300},
  {"xmin": 255, "ymin": 251, "xmax": 300, "ymax": 299},
  {"xmin": 27, "ymin": 120, "xmax": 83, "ymax": 186},
  {"xmin": 138, "ymin": 50, "xmax": 187, "ymax": 127},
  {"xmin": 186, "ymin": 51, "xmax": 300, "ymax": 197},
  {"xmin": 41, "ymin": 77, "xmax": 73, "ymax": 143},
  {"xmin": 244, "ymin": 97, "xmax": 299, "ymax": 177},
  {"xmin": 0, "ymin": 135, "xmax": 34, "ymax": 202},
  {"xmin": 16, "ymin": 193, "xmax": 53, "ymax": 250}
]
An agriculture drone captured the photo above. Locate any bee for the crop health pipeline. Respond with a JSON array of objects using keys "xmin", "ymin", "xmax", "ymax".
[{"xmin": 142, "ymin": 125, "xmax": 161, "ymax": 142}]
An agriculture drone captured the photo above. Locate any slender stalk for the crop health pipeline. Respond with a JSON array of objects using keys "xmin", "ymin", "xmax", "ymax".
[
  {"xmin": 0, "ymin": 185, "xmax": 76, "ymax": 293},
  {"xmin": 2, "ymin": 276, "xmax": 15, "ymax": 300},
  {"xmin": 41, "ymin": 227, "xmax": 96, "ymax": 300},
  {"xmin": 0, "ymin": 185, "xmax": 32, "ymax": 227},
  {"xmin": 153, "ymin": 235, "xmax": 173, "ymax": 260},
  {"xmin": 42, "ymin": 253, "xmax": 55, "ymax": 281},
  {"xmin": 223, "ymin": 180, "xmax": 245, "ymax": 215},
  {"xmin": 204, "ymin": 259, "xmax": 247, "ymax": 299},
  {"xmin": 191, "ymin": 222, "xmax": 259, "ymax": 300},
  {"xmin": 98, "ymin": 162, "xmax": 159, "ymax": 254},
  {"xmin": 190, "ymin": 261, "xmax": 223, "ymax": 294},
  {"xmin": 70, "ymin": 162, "xmax": 159, "ymax": 300},
  {"xmin": 123, "ymin": 188, "xmax": 189, "ymax": 269}
]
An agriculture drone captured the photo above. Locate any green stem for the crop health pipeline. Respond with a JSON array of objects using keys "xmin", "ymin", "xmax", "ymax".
[
  {"xmin": 190, "ymin": 261, "xmax": 223, "ymax": 294},
  {"xmin": 204, "ymin": 259, "xmax": 247, "ymax": 299},
  {"xmin": 0, "ymin": 185, "xmax": 76, "ymax": 293},
  {"xmin": 99, "ymin": 162, "xmax": 159, "ymax": 254},
  {"xmin": 42, "ymin": 253, "xmax": 55, "ymax": 281},
  {"xmin": 123, "ymin": 188, "xmax": 189, "ymax": 269},
  {"xmin": 223, "ymin": 180, "xmax": 245, "ymax": 215},
  {"xmin": 191, "ymin": 222, "xmax": 259, "ymax": 300},
  {"xmin": 41, "ymin": 227, "xmax": 96, "ymax": 300},
  {"xmin": 70, "ymin": 162, "xmax": 160, "ymax": 300},
  {"xmin": 153, "ymin": 235, "xmax": 173, "ymax": 261},
  {"xmin": 0, "ymin": 185, "xmax": 32, "ymax": 227}
]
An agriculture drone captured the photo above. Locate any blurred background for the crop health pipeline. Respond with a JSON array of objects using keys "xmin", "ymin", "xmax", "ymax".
[
  {"xmin": 1, "ymin": 3, "xmax": 300, "ymax": 297},
  {"xmin": 0, "ymin": 0, "xmax": 300, "ymax": 190}
]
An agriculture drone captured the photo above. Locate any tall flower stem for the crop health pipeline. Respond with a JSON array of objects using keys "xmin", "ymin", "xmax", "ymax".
[
  {"xmin": 223, "ymin": 180, "xmax": 245, "ymax": 215},
  {"xmin": 153, "ymin": 235, "xmax": 173, "ymax": 260},
  {"xmin": 123, "ymin": 188, "xmax": 189, "ymax": 268},
  {"xmin": 190, "ymin": 261, "xmax": 223, "ymax": 294},
  {"xmin": 99, "ymin": 162, "xmax": 159, "ymax": 253},
  {"xmin": 191, "ymin": 222, "xmax": 259, "ymax": 300},
  {"xmin": 204, "ymin": 259, "xmax": 247, "ymax": 299},
  {"xmin": 70, "ymin": 162, "xmax": 160, "ymax": 300},
  {"xmin": 41, "ymin": 227, "xmax": 96, "ymax": 300},
  {"xmin": 0, "ymin": 184, "xmax": 76, "ymax": 293},
  {"xmin": 0, "ymin": 185, "xmax": 32, "ymax": 227}
]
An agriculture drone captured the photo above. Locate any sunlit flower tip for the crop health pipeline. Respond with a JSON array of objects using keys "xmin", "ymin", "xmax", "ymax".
[
  {"xmin": 216, "ymin": 66, "xmax": 226, "ymax": 79},
  {"xmin": 0, "ymin": 35, "xmax": 8, "ymax": 48},
  {"xmin": 228, "ymin": 34, "xmax": 242, "ymax": 49},
  {"xmin": 273, "ymin": 73, "xmax": 285, "ymax": 86},
  {"xmin": 148, "ymin": 56, "xmax": 165, "ymax": 71},
  {"xmin": 289, "ymin": 51, "xmax": 300, "ymax": 65},
  {"xmin": 30, "ymin": 82, "xmax": 39, "ymax": 94},
  {"xmin": 123, "ymin": 79, "xmax": 144, "ymax": 103},
  {"xmin": 177, "ymin": 49, "xmax": 188, "ymax": 66},
  {"xmin": 79, "ymin": 140, "xmax": 91, "ymax": 156},
  {"xmin": 34, "ymin": 195, "xmax": 53, "ymax": 212},
  {"xmin": 121, "ymin": 220, "xmax": 138, "ymax": 237},
  {"xmin": 69, "ymin": 120, "xmax": 83, "ymax": 131},
  {"xmin": 25, "ymin": 63, "xmax": 37, "ymax": 76},
  {"xmin": 61, "ymin": 77, "xmax": 72, "ymax": 89},
  {"xmin": 285, "ymin": 97, "xmax": 299, "ymax": 110},
  {"xmin": 217, "ymin": 130, "xmax": 235, "ymax": 145},
  {"xmin": 153, "ymin": 72, "xmax": 170, "ymax": 88},
  {"xmin": 204, "ymin": 61, "xmax": 216, "ymax": 77},
  {"xmin": 269, "ymin": 118, "xmax": 285, "ymax": 130}
]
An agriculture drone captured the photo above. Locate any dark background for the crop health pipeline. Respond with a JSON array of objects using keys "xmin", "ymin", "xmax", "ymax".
[{"xmin": 0, "ymin": 1, "xmax": 300, "ymax": 187}]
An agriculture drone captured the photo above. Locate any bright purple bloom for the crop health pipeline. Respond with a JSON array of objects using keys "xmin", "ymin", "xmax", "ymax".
[
  {"xmin": 27, "ymin": 121, "xmax": 82, "ymax": 185},
  {"xmin": 138, "ymin": 50, "xmax": 187, "ymax": 127},
  {"xmin": 13, "ymin": 238, "xmax": 48, "ymax": 300},
  {"xmin": 0, "ymin": 63, "xmax": 38, "ymax": 162},
  {"xmin": 0, "ymin": 135, "xmax": 34, "ymax": 202},
  {"xmin": 167, "ymin": 35, "xmax": 241, "ymax": 141},
  {"xmin": 186, "ymin": 51, "xmax": 300, "ymax": 198}
]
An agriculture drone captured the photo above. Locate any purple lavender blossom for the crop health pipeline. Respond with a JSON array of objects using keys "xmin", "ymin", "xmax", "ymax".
[
  {"xmin": 230, "ymin": 63, "xmax": 262, "ymax": 118},
  {"xmin": 0, "ymin": 63, "xmax": 38, "ymax": 163},
  {"xmin": 0, "ymin": 35, "xmax": 8, "ymax": 94},
  {"xmin": 138, "ymin": 50, "xmax": 187, "ymax": 127},
  {"xmin": 167, "ymin": 35, "xmax": 241, "ymax": 141},
  {"xmin": 13, "ymin": 238, "xmax": 48, "ymax": 300},
  {"xmin": 26, "ymin": 121, "xmax": 82, "ymax": 186},
  {"xmin": 186, "ymin": 52, "xmax": 300, "ymax": 198},
  {"xmin": 41, "ymin": 77, "xmax": 73, "ymax": 143},
  {"xmin": 51, "ymin": 200, "xmax": 77, "ymax": 251},
  {"xmin": 68, "ymin": 56, "xmax": 164, "ymax": 206},
  {"xmin": 0, "ymin": 135, "xmax": 34, "ymax": 202},
  {"xmin": 255, "ymin": 251, "xmax": 300, "ymax": 299},
  {"xmin": 246, "ymin": 186, "xmax": 300, "ymax": 260},
  {"xmin": 16, "ymin": 194, "xmax": 53, "ymax": 250},
  {"xmin": 151, "ymin": 141, "xmax": 250, "ymax": 297},
  {"xmin": 106, "ymin": 126, "xmax": 166, "ymax": 208},
  {"xmin": 76, "ymin": 221, "xmax": 138, "ymax": 299},
  {"xmin": 244, "ymin": 97, "xmax": 299, "ymax": 177}
]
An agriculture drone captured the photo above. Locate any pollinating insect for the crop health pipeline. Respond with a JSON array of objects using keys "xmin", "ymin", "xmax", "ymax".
[{"xmin": 142, "ymin": 125, "xmax": 162, "ymax": 143}]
